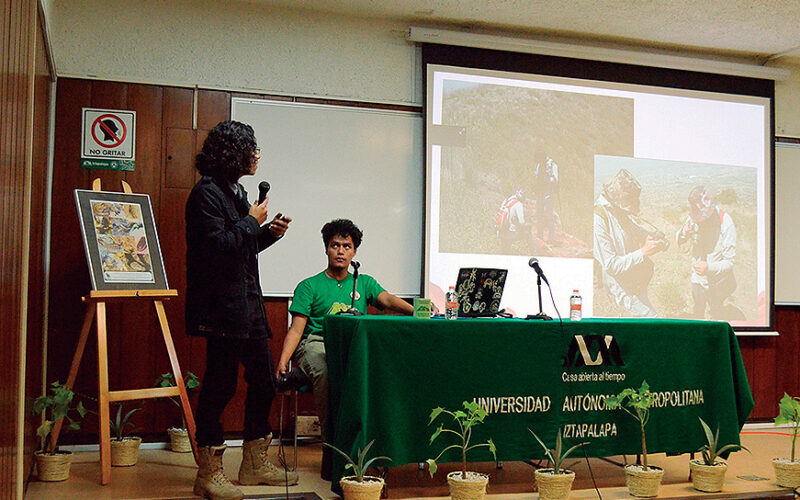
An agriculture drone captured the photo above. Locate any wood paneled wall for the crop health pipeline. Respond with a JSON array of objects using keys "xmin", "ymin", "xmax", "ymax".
[
  {"xmin": 2, "ymin": 0, "xmax": 50, "ymax": 496},
  {"xmin": 47, "ymin": 78, "xmax": 800, "ymax": 447},
  {"xmin": 23, "ymin": 5, "xmax": 54, "ymax": 485},
  {"xmin": 741, "ymin": 306, "xmax": 800, "ymax": 420}
]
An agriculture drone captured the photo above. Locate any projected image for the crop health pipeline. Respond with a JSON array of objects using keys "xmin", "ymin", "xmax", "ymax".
[
  {"xmin": 437, "ymin": 83, "xmax": 633, "ymax": 258},
  {"xmin": 593, "ymin": 157, "xmax": 758, "ymax": 323},
  {"xmin": 426, "ymin": 65, "xmax": 770, "ymax": 327}
]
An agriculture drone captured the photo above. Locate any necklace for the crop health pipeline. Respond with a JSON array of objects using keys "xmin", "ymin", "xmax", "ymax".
[{"xmin": 326, "ymin": 270, "xmax": 346, "ymax": 287}]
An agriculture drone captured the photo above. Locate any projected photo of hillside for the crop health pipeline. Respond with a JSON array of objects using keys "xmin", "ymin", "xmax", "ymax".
[
  {"xmin": 592, "ymin": 156, "xmax": 759, "ymax": 324},
  {"xmin": 437, "ymin": 83, "xmax": 633, "ymax": 257}
]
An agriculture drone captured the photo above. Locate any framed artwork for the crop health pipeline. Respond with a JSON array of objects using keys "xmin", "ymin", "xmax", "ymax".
[{"xmin": 75, "ymin": 189, "xmax": 168, "ymax": 290}]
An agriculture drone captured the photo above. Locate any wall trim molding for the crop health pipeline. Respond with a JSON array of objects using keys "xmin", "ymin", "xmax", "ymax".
[{"xmin": 55, "ymin": 73, "xmax": 422, "ymax": 108}]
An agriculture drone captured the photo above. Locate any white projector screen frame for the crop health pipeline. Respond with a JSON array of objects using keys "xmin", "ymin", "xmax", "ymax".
[
  {"xmin": 775, "ymin": 143, "xmax": 800, "ymax": 305},
  {"xmin": 424, "ymin": 64, "xmax": 772, "ymax": 329}
]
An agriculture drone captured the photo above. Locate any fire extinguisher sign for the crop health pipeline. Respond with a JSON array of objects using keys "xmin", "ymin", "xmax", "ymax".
[{"xmin": 81, "ymin": 108, "xmax": 136, "ymax": 171}]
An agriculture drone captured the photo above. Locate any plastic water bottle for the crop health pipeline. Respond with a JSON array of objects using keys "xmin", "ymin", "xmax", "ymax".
[
  {"xmin": 445, "ymin": 286, "xmax": 459, "ymax": 320},
  {"xmin": 569, "ymin": 289, "xmax": 582, "ymax": 321}
]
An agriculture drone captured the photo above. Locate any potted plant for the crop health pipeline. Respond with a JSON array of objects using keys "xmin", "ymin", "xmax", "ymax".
[
  {"xmin": 109, "ymin": 402, "xmax": 142, "ymax": 466},
  {"xmin": 529, "ymin": 429, "xmax": 589, "ymax": 500},
  {"xmin": 606, "ymin": 380, "xmax": 663, "ymax": 497},
  {"xmin": 690, "ymin": 417, "xmax": 748, "ymax": 492},
  {"xmin": 323, "ymin": 439, "xmax": 390, "ymax": 500},
  {"xmin": 427, "ymin": 400, "xmax": 497, "ymax": 500},
  {"xmin": 773, "ymin": 392, "xmax": 800, "ymax": 487},
  {"xmin": 154, "ymin": 371, "xmax": 199, "ymax": 452},
  {"xmin": 32, "ymin": 381, "xmax": 87, "ymax": 481}
]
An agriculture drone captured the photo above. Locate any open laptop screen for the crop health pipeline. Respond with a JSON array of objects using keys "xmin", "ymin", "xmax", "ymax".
[{"xmin": 454, "ymin": 268, "xmax": 508, "ymax": 317}]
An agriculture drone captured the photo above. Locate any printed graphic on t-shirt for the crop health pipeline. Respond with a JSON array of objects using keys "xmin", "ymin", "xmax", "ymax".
[{"xmin": 328, "ymin": 302, "xmax": 351, "ymax": 315}]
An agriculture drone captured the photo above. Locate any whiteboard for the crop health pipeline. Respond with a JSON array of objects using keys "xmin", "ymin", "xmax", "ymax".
[
  {"xmin": 775, "ymin": 142, "xmax": 800, "ymax": 305},
  {"xmin": 232, "ymin": 99, "xmax": 423, "ymax": 296}
]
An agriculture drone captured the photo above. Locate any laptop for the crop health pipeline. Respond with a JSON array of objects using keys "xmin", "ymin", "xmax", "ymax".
[{"xmin": 454, "ymin": 268, "xmax": 508, "ymax": 317}]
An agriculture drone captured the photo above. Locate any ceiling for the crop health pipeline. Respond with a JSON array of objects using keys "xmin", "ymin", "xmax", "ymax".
[{"xmin": 248, "ymin": 0, "xmax": 800, "ymax": 63}]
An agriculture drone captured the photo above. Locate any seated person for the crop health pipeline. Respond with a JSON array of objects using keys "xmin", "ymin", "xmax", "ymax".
[{"xmin": 275, "ymin": 219, "xmax": 413, "ymax": 451}]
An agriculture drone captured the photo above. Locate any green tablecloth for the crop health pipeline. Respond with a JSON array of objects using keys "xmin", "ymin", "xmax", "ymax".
[{"xmin": 324, "ymin": 316, "xmax": 753, "ymax": 487}]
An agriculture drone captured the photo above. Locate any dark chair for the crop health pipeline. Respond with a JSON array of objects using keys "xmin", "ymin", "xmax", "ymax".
[{"xmin": 276, "ymin": 360, "xmax": 315, "ymax": 472}]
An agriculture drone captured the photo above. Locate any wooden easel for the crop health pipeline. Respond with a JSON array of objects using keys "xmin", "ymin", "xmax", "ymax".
[{"xmin": 50, "ymin": 179, "xmax": 197, "ymax": 485}]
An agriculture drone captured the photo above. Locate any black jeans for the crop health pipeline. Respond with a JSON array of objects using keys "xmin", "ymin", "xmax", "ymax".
[
  {"xmin": 692, "ymin": 271, "xmax": 737, "ymax": 320},
  {"xmin": 195, "ymin": 336, "xmax": 275, "ymax": 446}
]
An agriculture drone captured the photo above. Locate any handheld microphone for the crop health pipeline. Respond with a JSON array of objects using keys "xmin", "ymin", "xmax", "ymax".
[
  {"xmin": 528, "ymin": 257, "xmax": 549, "ymax": 285},
  {"xmin": 257, "ymin": 181, "xmax": 270, "ymax": 204}
]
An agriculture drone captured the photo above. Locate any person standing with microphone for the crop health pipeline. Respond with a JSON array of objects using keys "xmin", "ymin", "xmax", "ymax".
[{"xmin": 185, "ymin": 120, "xmax": 295, "ymax": 500}]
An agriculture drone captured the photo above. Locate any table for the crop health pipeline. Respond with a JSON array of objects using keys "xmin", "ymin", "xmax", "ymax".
[{"xmin": 324, "ymin": 316, "xmax": 753, "ymax": 487}]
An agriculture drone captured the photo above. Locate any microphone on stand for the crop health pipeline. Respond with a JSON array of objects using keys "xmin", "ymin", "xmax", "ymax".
[
  {"xmin": 337, "ymin": 260, "xmax": 363, "ymax": 316},
  {"xmin": 525, "ymin": 257, "xmax": 552, "ymax": 321},
  {"xmin": 257, "ymin": 181, "xmax": 270, "ymax": 204},
  {"xmin": 528, "ymin": 257, "xmax": 549, "ymax": 285},
  {"xmin": 350, "ymin": 260, "xmax": 360, "ymax": 308}
]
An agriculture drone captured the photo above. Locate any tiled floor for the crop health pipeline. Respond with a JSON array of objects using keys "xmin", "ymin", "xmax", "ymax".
[{"xmin": 26, "ymin": 432, "xmax": 795, "ymax": 499}]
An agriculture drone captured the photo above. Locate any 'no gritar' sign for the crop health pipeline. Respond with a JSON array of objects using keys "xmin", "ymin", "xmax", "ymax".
[{"xmin": 81, "ymin": 108, "xmax": 136, "ymax": 171}]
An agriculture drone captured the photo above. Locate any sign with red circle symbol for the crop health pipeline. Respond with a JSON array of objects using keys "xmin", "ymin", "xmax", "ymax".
[
  {"xmin": 81, "ymin": 108, "xmax": 136, "ymax": 171},
  {"xmin": 91, "ymin": 114, "xmax": 127, "ymax": 148}
]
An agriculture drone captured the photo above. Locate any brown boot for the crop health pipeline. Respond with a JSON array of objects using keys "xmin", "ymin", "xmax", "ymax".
[
  {"xmin": 194, "ymin": 445, "xmax": 244, "ymax": 500},
  {"xmin": 239, "ymin": 434, "xmax": 299, "ymax": 486}
]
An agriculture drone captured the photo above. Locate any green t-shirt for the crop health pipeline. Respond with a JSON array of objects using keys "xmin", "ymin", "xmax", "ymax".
[{"xmin": 289, "ymin": 271, "xmax": 386, "ymax": 338}]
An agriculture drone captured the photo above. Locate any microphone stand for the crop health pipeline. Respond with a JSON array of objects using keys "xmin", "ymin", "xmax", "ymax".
[
  {"xmin": 526, "ymin": 275, "xmax": 552, "ymax": 320},
  {"xmin": 337, "ymin": 263, "xmax": 363, "ymax": 316}
]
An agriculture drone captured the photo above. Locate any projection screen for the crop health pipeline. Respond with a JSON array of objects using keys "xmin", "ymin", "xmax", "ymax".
[{"xmin": 425, "ymin": 64, "xmax": 772, "ymax": 329}]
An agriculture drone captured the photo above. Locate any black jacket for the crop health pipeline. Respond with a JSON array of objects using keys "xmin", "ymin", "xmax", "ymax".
[{"xmin": 185, "ymin": 176, "xmax": 279, "ymax": 339}]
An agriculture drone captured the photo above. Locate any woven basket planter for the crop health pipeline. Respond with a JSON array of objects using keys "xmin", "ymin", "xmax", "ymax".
[
  {"xmin": 168, "ymin": 428, "xmax": 192, "ymax": 453},
  {"xmin": 690, "ymin": 459, "xmax": 727, "ymax": 492},
  {"xmin": 773, "ymin": 458, "xmax": 800, "ymax": 488},
  {"xmin": 624, "ymin": 464, "xmax": 663, "ymax": 498},
  {"xmin": 34, "ymin": 451, "xmax": 72, "ymax": 482},
  {"xmin": 110, "ymin": 436, "xmax": 141, "ymax": 466},
  {"xmin": 447, "ymin": 471, "xmax": 489, "ymax": 500},
  {"xmin": 339, "ymin": 475, "xmax": 385, "ymax": 500},
  {"xmin": 534, "ymin": 468, "xmax": 575, "ymax": 500}
]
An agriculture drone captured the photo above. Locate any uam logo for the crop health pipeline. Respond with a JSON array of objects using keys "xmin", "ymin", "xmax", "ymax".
[{"xmin": 564, "ymin": 335, "xmax": 624, "ymax": 367}]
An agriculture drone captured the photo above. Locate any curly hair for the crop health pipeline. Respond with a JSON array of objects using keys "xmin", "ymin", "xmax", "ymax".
[
  {"xmin": 321, "ymin": 219, "xmax": 363, "ymax": 249},
  {"xmin": 195, "ymin": 120, "xmax": 257, "ymax": 181}
]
